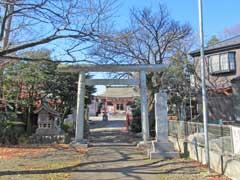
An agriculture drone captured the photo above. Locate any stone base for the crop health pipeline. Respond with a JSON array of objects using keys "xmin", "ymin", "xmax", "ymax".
[
  {"xmin": 35, "ymin": 128, "xmax": 62, "ymax": 136},
  {"xmin": 30, "ymin": 134, "xmax": 68, "ymax": 144},
  {"xmin": 70, "ymin": 140, "xmax": 88, "ymax": 149},
  {"xmin": 149, "ymin": 141, "xmax": 179, "ymax": 159}
]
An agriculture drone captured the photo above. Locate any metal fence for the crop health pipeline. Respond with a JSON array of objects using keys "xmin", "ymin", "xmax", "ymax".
[{"xmin": 168, "ymin": 120, "xmax": 235, "ymax": 156}]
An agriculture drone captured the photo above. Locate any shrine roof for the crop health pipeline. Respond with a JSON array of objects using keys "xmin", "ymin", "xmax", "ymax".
[
  {"xmin": 34, "ymin": 103, "xmax": 61, "ymax": 116},
  {"xmin": 96, "ymin": 86, "xmax": 139, "ymax": 98}
]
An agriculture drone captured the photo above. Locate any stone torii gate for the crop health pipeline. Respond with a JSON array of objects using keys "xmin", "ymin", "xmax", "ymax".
[{"xmin": 58, "ymin": 64, "xmax": 167, "ymax": 147}]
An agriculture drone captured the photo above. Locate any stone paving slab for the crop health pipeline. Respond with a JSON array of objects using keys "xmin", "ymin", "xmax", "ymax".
[
  {"xmin": 70, "ymin": 118, "xmax": 211, "ymax": 180},
  {"xmin": 71, "ymin": 144, "xmax": 205, "ymax": 180}
]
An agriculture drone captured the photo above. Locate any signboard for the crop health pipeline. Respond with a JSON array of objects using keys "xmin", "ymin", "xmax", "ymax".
[
  {"xmin": 232, "ymin": 126, "xmax": 240, "ymax": 154},
  {"xmin": 190, "ymin": 74, "xmax": 195, "ymax": 88}
]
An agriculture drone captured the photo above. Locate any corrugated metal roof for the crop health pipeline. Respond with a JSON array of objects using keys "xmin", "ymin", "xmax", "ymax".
[{"xmin": 97, "ymin": 86, "xmax": 140, "ymax": 98}]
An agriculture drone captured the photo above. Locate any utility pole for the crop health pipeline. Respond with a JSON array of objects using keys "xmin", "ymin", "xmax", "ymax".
[{"xmin": 198, "ymin": 0, "xmax": 210, "ymax": 172}]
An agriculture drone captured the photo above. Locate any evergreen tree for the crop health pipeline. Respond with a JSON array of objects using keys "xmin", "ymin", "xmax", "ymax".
[
  {"xmin": 3, "ymin": 50, "xmax": 96, "ymax": 135},
  {"xmin": 207, "ymin": 35, "xmax": 219, "ymax": 46}
]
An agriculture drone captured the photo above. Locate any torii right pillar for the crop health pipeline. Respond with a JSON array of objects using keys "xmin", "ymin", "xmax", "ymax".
[
  {"xmin": 149, "ymin": 91, "xmax": 179, "ymax": 159},
  {"xmin": 140, "ymin": 71, "xmax": 150, "ymax": 143}
]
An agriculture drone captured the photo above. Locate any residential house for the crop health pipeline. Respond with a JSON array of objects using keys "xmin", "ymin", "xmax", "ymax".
[{"xmin": 190, "ymin": 35, "xmax": 240, "ymax": 123}]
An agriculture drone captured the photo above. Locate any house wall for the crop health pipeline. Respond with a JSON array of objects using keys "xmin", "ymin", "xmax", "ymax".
[
  {"xmin": 232, "ymin": 80, "xmax": 240, "ymax": 121},
  {"xmin": 194, "ymin": 48, "xmax": 240, "ymax": 88},
  {"xmin": 196, "ymin": 85, "xmax": 240, "ymax": 122},
  {"xmin": 193, "ymin": 49, "xmax": 240, "ymax": 122},
  {"xmin": 208, "ymin": 95, "xmax": 235, "ymax": 122}
]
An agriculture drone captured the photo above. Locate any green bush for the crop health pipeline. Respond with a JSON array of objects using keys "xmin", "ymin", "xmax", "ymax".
[
  {"xmin": 130, "ymin": 98, "xmax": 142, "ymax": 133},
  {"xmin": 0, "ymin": 112, "xmax": 25, "ymax": 145},
  {"xmin": 62, "ymin": 122, "xmax": 74, "ymax": 136},
  {"xmin": 18, "ymin": 134, "xmax": 29, "ymax": 145}
]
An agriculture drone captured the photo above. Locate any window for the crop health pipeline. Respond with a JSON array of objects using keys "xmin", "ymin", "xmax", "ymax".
[
  {"xmin": 209, "ymin": 55, "xmax": 220, "ymax": 72},
  {"xmin": 229, "ymin": 52, "xmax": 236, "ymax": 71},
  {"xmin": 208, "ymin": 52, "xmax": 236, "ymax": 74},
  {"xmin": 116, "ymin": 104, "xmax": 124, "ymax": 111},
  {"xmin": 220, "ymin": 53, "xmax": 228, "ymax": 71}
]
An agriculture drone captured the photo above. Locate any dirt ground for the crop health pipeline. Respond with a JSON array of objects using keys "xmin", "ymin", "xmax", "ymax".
[
  {"xmin": 0, "ymin": 117, "xmax": 231, "ymax": 180},
  {"xmin": 0, "ymin": 144, "xmax": 85, "ymax": 180}
]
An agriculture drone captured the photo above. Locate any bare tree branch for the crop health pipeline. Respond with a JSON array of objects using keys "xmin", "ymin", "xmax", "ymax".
[{"xmin": 0, "ymin": 0, "xmax": 118, "ymax": 60}]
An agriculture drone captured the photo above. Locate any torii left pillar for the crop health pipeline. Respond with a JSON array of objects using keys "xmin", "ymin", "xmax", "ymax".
[
  {"xmin": 71, "ymin": 71, "xmax": 88, "ymax": 148},
  {"xmin": 137, "ymin": 71, "xmax": 150, "ymax": 148}
]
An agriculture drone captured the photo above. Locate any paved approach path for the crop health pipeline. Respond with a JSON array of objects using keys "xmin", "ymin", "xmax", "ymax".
[{"xmin": 71, "ymin": 117, "xmax": 208, "ymax": 180}]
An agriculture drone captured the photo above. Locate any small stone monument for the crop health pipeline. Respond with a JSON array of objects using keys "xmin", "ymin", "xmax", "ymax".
[
  {"xmin": 34, "ymin": 102, "xmax": 62, "ymax": 136},
  {"xmin": 149, "ymin": 91, "xmax": 179, "ymax": 159}
]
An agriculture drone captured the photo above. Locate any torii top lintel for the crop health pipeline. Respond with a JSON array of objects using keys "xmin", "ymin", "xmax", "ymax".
[{"xmin": 58, "ymin": 64, "xmax": 167, "ymax": 73}]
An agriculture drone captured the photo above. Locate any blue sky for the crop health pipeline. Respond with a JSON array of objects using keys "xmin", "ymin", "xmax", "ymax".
[
  {"xmin": 115, "ymin": 0, "xmax": 240, "ymax": 41},
  {"xmin": 95, "ymin": 0, "xmax": 240, "ymax": 94}
]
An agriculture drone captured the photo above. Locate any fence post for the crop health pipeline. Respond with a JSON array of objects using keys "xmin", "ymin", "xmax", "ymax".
[
  {"xmin": 220, "ymin": 122, "xmax": 224, "ymax": 174},
  {"xmin": 230, "ymin": 126, "xmax": 234, "ymax": 160}
]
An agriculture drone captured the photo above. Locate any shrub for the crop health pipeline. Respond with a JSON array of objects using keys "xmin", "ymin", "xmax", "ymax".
[
  {"xmin": 0, "ymin": 112, "xmax": 25, "ymax": 145},
  {"xmin": 130, "ymin": 98, "xmax": 142, "ymax": 133},
  {"xmin": 18, "ymin": 134, "xmax": 29, "ymax": 145},
  {"xmin": 62, "ymin": 122, "xmax": 74, "ymax": 136}
]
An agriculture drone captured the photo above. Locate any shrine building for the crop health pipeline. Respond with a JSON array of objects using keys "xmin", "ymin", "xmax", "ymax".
[{"xmin": 90, "ymin": 86, "xmax": 139, "ymax": 115}]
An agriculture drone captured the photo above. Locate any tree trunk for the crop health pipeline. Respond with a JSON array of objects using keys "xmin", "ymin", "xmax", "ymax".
[
  {"xmin": 26, "ymin": 106, "xmax": 32, "ymax": 135},
  {"xmin": 0, "ymin": 1, "xmax": 15, "ymax": 100},
  {"xmin": 146, "ymin": 72, "xmax": 165, "ymax": 137},
  {"xmin": 2, "ymin": 1, "xmax": 14, "ymax": 49},
  {"xmin": 2, "ymin": 0, "xmax": 15, "ymax": 49}
]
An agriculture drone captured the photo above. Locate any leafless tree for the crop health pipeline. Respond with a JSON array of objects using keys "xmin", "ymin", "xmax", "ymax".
[
  {"xmin": 0, "ymin": 0, "xmax": 118, "ymax": 64},
  {"xmin": 90, "ymin": 4, "xmax": 192, "ymax": 129},
  {"xmin": 221, "ymin": 23, "xmax": 240, "ymax": 39}
]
